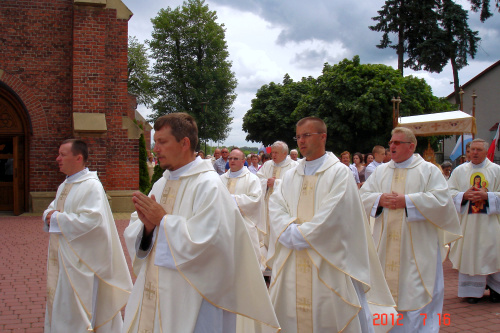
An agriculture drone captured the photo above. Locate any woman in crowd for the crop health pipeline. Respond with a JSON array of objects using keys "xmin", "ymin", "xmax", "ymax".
[{"xmin": 353, "ymin": 152, "xmax": 366, "ymax": 184}]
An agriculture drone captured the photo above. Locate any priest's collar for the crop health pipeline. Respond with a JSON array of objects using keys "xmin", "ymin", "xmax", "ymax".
[
  {"xmin": 394, "ymin": 155, "xmax": 414, "ymax": 169},
  {"xmin": 168, "ymin": 156, "xmax": 201, "ymax": 180},
  {"xmin": 66, "ymin": 168, "xmax": 89, "ymax": 183},
  {"xmin": 470, "ymin": 159, "xmax": 487, "ymax": 169},
  {"xmin": 274, "ymin": 158, "xmax": 288, "ymax": 167},
  {"xmin": 228, "ymin": 167, "xmax": 245, "ymax": 178},
  {"xmin": 304, "ymin": 153, "xmax": 327, "ymax": 176}
]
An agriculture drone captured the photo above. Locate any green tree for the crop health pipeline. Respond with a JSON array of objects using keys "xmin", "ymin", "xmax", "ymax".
[
  {"xmin": 292, "ymin": 56, "xmax": 455, "ymax": 154},
  {"xmin": 371, "ymin": 1, "xmax": 480, "ymax": 104},
  {"xmin": 148, "ymin": 0, "xmax": 237, "ymax": 143},
  {"xmin": 468, "ymin": 0, "xmax": 500, "ymax": 21},
  {"xmin": 370, "ymin": 0, "xmax": 439, "ymax": 75},
  {"xmin": 128, "ymin": 36, "xmax": 155, "ymax": 107},
  {"xmin": 242, "ymin": 74, "xmax": 314, "ymax": 148},
  {"xmin": 407, "ymin": 0, "xmax": 480, "ymax": 104}
]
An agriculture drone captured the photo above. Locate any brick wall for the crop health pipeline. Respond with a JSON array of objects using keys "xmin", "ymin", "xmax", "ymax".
[{"xmin": 0, "ymin": 0, "xmax": 138, "ymax": 193}]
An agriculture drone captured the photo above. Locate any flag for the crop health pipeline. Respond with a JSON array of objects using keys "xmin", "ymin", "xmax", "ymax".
[
  {"xmin": 487, "ymin": 123, "xmax": 499, "ymax": 161},
  {"xmin": 450, "ymin": 134, "xmax": 473, "ymax": 161}
]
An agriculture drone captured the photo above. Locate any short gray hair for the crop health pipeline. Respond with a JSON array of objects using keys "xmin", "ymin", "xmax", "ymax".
[
  {"xmin": 471, "ymin": 138, "xmax": 489, "ymax": 150},
  {"xmin": 392, "ymin": 127, "xmax": 417, "ymax": 145},
  {"xmin": 272, "ymin": 141, "xmax": 289, "ymax": 153}
]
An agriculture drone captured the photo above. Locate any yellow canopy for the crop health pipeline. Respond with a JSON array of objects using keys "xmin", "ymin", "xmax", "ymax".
[{"xmin": 397, "ymin": 110, "xmax": 476, "ymax": 136}]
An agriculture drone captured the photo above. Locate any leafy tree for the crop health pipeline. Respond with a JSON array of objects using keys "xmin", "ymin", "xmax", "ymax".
[
  {"xmin": 128, "ymin": 36, "xmax": 155, "ymax": 107},
  {"xmin": 407, "ymin": 0, "xmax": 480, "ymax": 104},
  {"xmin": 468, "ymin": 0, "xmax": 500, "ymax": 21},
  {"xmin": 292, "ymin": 56, "xmax": 455, "ymax": 154},
  {"xmin": 370, "ymin": 0, "xmax": 439, "ymax": 75},
  {"xmin": 242, "ymin": 74, "xmax": 315, "ymax": 148},
  {"xmin": 371, "ymin": 0, "xmax": 480, "ymax": 104},
  {"xmin": 148, "ymin": 0, "xmax": 237, "ymax": 143}
]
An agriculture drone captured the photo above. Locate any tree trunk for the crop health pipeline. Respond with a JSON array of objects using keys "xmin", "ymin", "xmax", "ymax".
[{"xmin": 451, "ymin": 57, "xmax": 460, "ymax": 105}]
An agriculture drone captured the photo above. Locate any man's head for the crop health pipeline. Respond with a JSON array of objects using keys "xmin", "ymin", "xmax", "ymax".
[
  {"xmin": 271, "ymin": 141, "xmax": 289, "ymax": 164},
  {"xmin": 261, "ymin": 153, "xmax": 271, "ymax": 164},
  {"xmin": 466, "ymin": 141, "xmax": 471, "ymax": 162},
  {"xmin": 56, "ymin": 139, "xmax": 88, "ymax": 176},
  {"xmin": 441, "ymin": 161, "xmax": 452, "ymax": 177},
  {"xmin": 251, "ymin": 154, "xmax": 259, "ymax": 167},
  {"xmin": 295, "ymin": 117, "xmax": 327, "ymax": 161},
  {"xmin": 290, "ymin": 149, "xmax": 299, "ymax": 161},
  {"xmin": 469, "ymin": 139, "xmax": 488, "ymax": 165},
  {"xmin": 383, "ymin": 148, "xmax": 392, "ymax": 163},
  {"xmin": 221, "ymin": 148, "xmax": 229, "ymax": 161},
  {"xmin": 340, "ymin": 151, "xmax": 351, "ymax": 166},
  {"xmin": 214, "ymin": 148, "xmax": 221, "ymax": 160},
  {"xmin": 228, "ymin": 149, "xmax": 246, "ymax": 172},
  {"xmin": 153, "ymin": 113, "xmax": 198, "ymax": 171},
  {"xmin": 372, "ymin": 145, "xmax": 386, "ymax": 163},
  {"xmin": 389, "ymin": 127, "xmax": 417, "ymax": 163}
]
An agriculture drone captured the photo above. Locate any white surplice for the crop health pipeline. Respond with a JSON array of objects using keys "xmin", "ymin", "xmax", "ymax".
[
  {"xmin": 123, "ymin": 158, "xmax": 280, "ymax": 333},
  {"xmin": 268, "ymin": 153, "xmax": 397, "ymax": 333},
  {"xmin": 42, "ymin": 169, "xmax": 132, "ymax": 333},
  {"xmin": 359, "ymin": 154, "xmax": 461, "ymax": 317},
  {"xmin": 220, "ymin": 167, "xmax": 265, "ymax": 270},
  {"xmin": 448, "ymin": 158, "xmax": 500, "ymax": 296}
]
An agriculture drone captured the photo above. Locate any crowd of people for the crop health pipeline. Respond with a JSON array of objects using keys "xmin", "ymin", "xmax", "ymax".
[{"xmin": 42, "ymin": 113, "xmax": 499, "ymax": 333}]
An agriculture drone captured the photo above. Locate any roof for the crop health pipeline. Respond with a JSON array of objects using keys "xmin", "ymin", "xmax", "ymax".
[{"xmin": 446, "ymin": 60, "xmax": 500, "ymax": 99}]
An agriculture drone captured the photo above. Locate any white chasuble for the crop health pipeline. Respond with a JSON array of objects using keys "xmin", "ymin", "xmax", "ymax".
[
  {"xmin": 360, "ymin": 154, "xmax": 461, "ymax": 311},
  {"xmin": 43, "ymin": 171, "xmax": 132, "ymax": 333},
  {"xmin": 268, "ymin": 153, "xmax": 396, "ymax": 333},
  {"xmin": 124, "ymin": 159, "xmax": 280, "ymax": 333},
  {"xmin": 220, "ymin": 168, "xmax": 265, "ymax": 270},
  {"xmin": 257, "ymin": 157, "xmax": 298, "ymax": 260},
  {"xmin": 448, "ymin": 158, "xmax": 500, "ymax": 276}
]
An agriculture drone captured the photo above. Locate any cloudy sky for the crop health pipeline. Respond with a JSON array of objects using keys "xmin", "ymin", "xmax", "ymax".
[{"xmin": 124, "ymin": 0, "xmax": 500, "ymax": 148}]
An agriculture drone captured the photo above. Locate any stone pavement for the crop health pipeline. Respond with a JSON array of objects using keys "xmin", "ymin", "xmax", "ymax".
[{"xmin": 1, "ymin": 215, "xmax": 499, "ymax": 332}]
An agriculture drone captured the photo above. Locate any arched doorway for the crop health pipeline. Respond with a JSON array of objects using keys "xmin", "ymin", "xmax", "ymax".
[{"xmin": 0, "ymin": 84, "xmax": 30, "ymax": 215}]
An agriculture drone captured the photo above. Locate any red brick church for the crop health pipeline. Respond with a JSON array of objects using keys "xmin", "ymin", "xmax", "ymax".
[{"xmin": 0, "ymin": 0, "xmax": 142, "ymax": 215}]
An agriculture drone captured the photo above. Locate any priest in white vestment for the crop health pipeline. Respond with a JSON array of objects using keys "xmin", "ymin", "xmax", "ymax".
[
  {"xmin": 220, "ymin": 149, "xmax": 266, "ymax": 270},
  {"xmin": 360, "ymin": 127, "xmax": 462, "ymax": 332},
  {"xmin": 257, "ymin": 140, "xmax": 298, "ymax": 265},
  {"xmin": 123, "ymin": 113, "xmax": 280, "ymax": 333},
  {"xmin": 448, "ymin": 138, "xmax": 500, "ymax": 304},
  {"xmin": 268, "ymin": 117, "xmax": 397, "ymax": 333},
  {"xmin": 43, "ymin": 139, "xmax": 132, "ymax": 333}
]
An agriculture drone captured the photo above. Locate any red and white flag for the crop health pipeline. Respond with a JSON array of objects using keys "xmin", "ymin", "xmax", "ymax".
[{"xmin": 487, "ymin": 123, "xmax": 500, "ymax": 161}]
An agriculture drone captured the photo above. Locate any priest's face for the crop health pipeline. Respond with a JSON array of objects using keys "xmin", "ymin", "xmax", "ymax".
[
  {"xmin": 389, "ymin": 132, "xmax": 415, "ymax": 163},
  {"xmin": 153, "ymin": 125, "xmax": 186, "ymax": 171},
  {"xmin": 228, "ymin": 150, "xmax": 245, "ymax": 172},
  {"xmin": 469, "ymin": 141, "xmax": 487, "ymax": 165},
  {"xmin": 271, "ymin": 146, "xmax": 287, "ymax": 164},
  {"xmin": 56, "ymin": 142, "xmax": 84, "ymax": 176},
  {"xmin": 296, "ymin": 121, "xmax": 326, "ymax": 161}
]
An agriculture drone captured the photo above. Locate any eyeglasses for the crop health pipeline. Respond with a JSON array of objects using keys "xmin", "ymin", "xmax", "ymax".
[
  {"xmin": 227, "ymin": 157, "xmax": 241, "ymax": 161},
  {"xmin": 221, "ymin": 151, "xmax": 229, "ymax": 154},
  {"xmin": 388, "ymin": 140, "xmax": 412, "ymax": 146},
  {"xmin": 293, "ymin": 133, "xmax": 324, "ymax": 141}
]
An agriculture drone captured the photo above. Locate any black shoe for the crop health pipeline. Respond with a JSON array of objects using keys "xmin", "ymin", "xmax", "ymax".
[
  {"xmin": 488, "ymin": 286, "xmax": 500, "ymax": 303},
  {"xmin": 467, "ymin": 297, "xmax": 480, "ymax": 304}
]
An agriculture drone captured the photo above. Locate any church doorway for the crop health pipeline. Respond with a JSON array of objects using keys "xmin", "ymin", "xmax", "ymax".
[{"xmin": 0, "ymin": 84, "xmax": 30, "ymax": 215}]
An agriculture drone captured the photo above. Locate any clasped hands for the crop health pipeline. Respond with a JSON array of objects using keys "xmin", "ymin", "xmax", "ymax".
[
  {"xmin": 45, "ymin": 210, "xmax": 59, "ymax": 226},
  {"xmin": 132, "ymin": 191, "xmax": 167, "ymax": 236},
  {"xmin": 463, "ymin": 186, "xmax": 488, "ymax": 203},
  {"xmin": 379, "ymin": 191, "xmax": 406, "ymax": 210}
]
